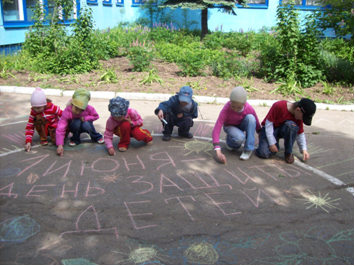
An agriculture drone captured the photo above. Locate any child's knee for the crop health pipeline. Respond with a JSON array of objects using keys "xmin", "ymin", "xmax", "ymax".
[
  {"xmin": 245, "ymin": 114, "xmax": 256, "ymax": 124},
  {"xmin": 120, "ymin": 121, "xmax": 131, "ymax": 131},
  {"xmin": 285, "ymin": 120, "xmax": 299, "ymax": 132}
]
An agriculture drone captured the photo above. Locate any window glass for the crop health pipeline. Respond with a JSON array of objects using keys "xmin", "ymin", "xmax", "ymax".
[
  {"xmin": 306, "ymin": 0, "xmax": 320, "ymax": 5},
  {"xmin": 248, "ymin": 0, "xmax": 266, "ymax": 3},
  {"xmin": 3, "ymin": 0, "xmax": 24, "ymax": 21},
  {"xmin": 282, "ymin": 0, "xmax": 302, "ymax": 4},
  {"xmin": 117, "ymin": 0, "xmax": 124, "ymax": 3},
  {"xmin": 26, "ymin": 0, "xmax": 40, "ymax": 21}
]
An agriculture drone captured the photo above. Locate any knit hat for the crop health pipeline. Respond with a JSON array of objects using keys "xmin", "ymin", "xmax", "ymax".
[
  {"xmin": 72, "ymin": 88, "xmax": 91, "ymax": 110},
  {"xmin": 178, "ymin": 86, "xmax": 193, "ymax": 104},
  {"xmin": 30, "ymin": 87, "xmax": 47, "ymax": 107},
  {"xmin": 230, "ymin": 86, "xmax": 247, "ymax": 103},
  {"xmin": 108, "ymin": 96, "xmax": 130, "ymax": 117}
]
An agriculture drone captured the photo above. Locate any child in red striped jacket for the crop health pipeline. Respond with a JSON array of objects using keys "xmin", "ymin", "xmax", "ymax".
[{"xmin": 25, "ymin": 88, "xmax": 63, "ymax": 152}]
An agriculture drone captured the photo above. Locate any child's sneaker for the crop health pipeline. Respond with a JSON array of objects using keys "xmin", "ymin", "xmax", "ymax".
[
  {"xmin": 162, "ymin": 134, "xmax": 171, "ymax": 141},
  {"xmin": 118, "ymin": 147, "xmax": 127, "ymax": 152},
  {"xmin": 97, "ymin": 138, "xmax": 104, "ymax": 144},
  {"xmin": 69, "ymin": 141, "xmax": 76, "ymax": 147},
  {"xmin": 147, "ymin": 140, "xmax": 153, "ymax": 145},
  {"xmin": 40, "ymin": 140, "xmax": 48, "ymax": 146},
  {"xmin": 240, "ymin": 150, "xmax": 252, "ymax": 160}
]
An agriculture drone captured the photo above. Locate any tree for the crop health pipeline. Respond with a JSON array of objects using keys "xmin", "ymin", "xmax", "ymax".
[
  {"xmin": 314, "ymin": 0, "xmax": 354, "ymax": 40},
  {"xmin": 159, "ymin": 0, "xmax": 247, "ymax": 39}
]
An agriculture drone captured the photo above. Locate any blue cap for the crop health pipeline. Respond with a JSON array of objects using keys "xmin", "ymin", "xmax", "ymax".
[
  {"xmin": 108, "ymin": 96, "xmax": 130, "ymax": 117},
  {"xmin": 178, "ymin": 86, "xmax": 193, "ymax": 104}
]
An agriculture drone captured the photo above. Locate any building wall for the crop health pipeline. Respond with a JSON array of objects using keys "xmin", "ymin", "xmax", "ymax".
[{"xmin": 0, "ymin": 1, "xmax": 334, "ymax": 49}]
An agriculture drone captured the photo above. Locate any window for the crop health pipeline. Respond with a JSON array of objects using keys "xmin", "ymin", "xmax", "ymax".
[
  {"xmin": 236, "ymin": 0, "xmax": 268, "ymax": 9},
  {"xmin": 116, "ymin": 0, "xmax": 124, "ymax": 6},
  {"xmin": 279, "ymin": 0, "xmax": 321, "ymax": 9},
  {"xmin": 132, "ymin": 0, "xmax": 155, "ymax": 5},
  {"xmin": 1, "ymin": 0, "xmax": 79, "ymax": 27},
  {"xmin": 86, "ymin": 0, "xmax": 98, "ymax": 4},
  {"xmin": 103, "ymin": 0, "xmax": 112, "ymax": 5}
]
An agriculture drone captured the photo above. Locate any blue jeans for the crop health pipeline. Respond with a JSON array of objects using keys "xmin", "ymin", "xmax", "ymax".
[
  {"xmin": 223, "ymin": 114, "xmax": 256, "ymax": 151},
  {"xmin": 69, "ymin": 119, "xmax": 102, "ymax": 145},
  {"xmin": 255, "ymin": 120, "xmax": 299, "ymax": 158}
]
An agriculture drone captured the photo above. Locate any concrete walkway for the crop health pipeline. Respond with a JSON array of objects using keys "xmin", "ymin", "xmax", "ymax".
[{"xmin": 0, "ymin": 87, "xmax": 353, "ymax": 265}]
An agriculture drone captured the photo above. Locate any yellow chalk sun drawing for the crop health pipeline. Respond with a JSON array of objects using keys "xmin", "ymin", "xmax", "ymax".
[
  {"xmin": 296, "ymin": 190, "xmax": 342, "ymax": 213},
  {"xmin": 170, "ymin": 139, "xmax": 214, "ymax": 156},
  {"xmin": 113, "ymin": 242, "xmax": 169, "ymax": 264},
  {"xmin": 184, "ymin": 242, "xmax": 219, "ymax": 264}
]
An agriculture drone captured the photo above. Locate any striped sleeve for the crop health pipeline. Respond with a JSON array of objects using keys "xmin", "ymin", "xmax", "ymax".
[{"xmin": 25, "ymin": 110, "xmax": 36, "ymax": 144}]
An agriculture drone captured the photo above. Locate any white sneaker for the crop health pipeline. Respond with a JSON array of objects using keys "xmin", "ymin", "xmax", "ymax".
[
  {"xmin": 226, "ymin": 143, "xmax": 234, "ymax": 151},
  {"xmin": 97, "ymin": 138, "xmax": 104, "ymax": 144},
  {"xmin": 240, "ymin": 150, "xmax": 252, "ymax": 160}
]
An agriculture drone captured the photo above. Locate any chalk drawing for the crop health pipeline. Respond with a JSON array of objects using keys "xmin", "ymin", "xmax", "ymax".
[
  {"xmin": 26, "ymin": 173, "xmax": 39, "ymax": 184},
  {"xmin": 295, "ymin": 190, "xmax": 342, "ymax": 213},
  {"xmin": 169, "ymin": 235, "xmax": 237, "ymax": 264},
  {"xmin": 0, "ymin": 215, "xmax": 40, "ymax": 242},
  {"xmin": 193, "ymin": 123, "xmax": 214, "ymax": 137},
  {"xmin": 304, "ymin": 143, "xmax": 333, "ymax": 155},
  {"xmin": 77, "ymin": 144, "xmax": 107, "ymax": 155},
  {"xmin": 251, "ymin": 226, "xmax": 354, "ymax": 265},
  {"xmin": 113, "ymin": 239, "xmax": 170, "ymax": 264},
  {"xmin": 170, "ymin": 139, "xmax": 214, "ymax": 156},
  {"xmin": 0, "ymin": 167, "xmax": 21, "ymax": 178},
  {"xmin": 98, "ymin": 172, "xmax": 122, "ymax": 184},
  {"xmin": 1, "ymin": 131, "xmax": 25, "ymax": 147},
  {"xmin": 229, "ymin": 233, "xmax": 270, "ymax": 248},
  {"xmin": 60, "ymin": 205, "xmax": 118, "ymax": 239},
  {"xmin": 62, "ymin": 258, "xmax": 97, "ymax": 265}
]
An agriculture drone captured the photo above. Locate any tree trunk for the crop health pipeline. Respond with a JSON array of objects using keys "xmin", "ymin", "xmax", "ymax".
[{"xmin": 201, "ymin": 8, "xmax": 208, "ymax": 40}]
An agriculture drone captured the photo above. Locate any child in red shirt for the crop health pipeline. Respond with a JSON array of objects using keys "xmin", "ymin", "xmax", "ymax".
[
  {"xmin": 255, "ymin": 98, "xmax": 316, "ymax": 164},
  {"xmin": 25, "ymin": 88, "xmax": 62, "ymax": 152}
]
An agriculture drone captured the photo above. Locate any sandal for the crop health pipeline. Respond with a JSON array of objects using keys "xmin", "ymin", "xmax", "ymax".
[{"xmin": 118, "ymin": 147, "xmax": 127, "ymax": 152}]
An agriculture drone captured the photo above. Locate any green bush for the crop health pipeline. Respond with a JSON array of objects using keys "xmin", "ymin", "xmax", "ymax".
[{"xmin": 128, "ymin": 45, "xmax": 154, "ymax": 72}]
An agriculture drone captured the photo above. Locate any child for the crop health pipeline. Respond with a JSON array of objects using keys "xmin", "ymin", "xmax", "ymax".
[
  {"xmin": 56, "ymin": 88, "xmax": 104, "ymax": 156},
  {"xmin": 212, "ymin": 86, "xmax": 261, "ymax": 163},
  {"xmin": 104, "ymin": 96, "xmax": 153, "ymax": 153},
  {"xmin": 255, "ymin": 98, "xmax": 316, "ymax": 164},
  {"xmin": 154, "ymin": 86, "xmax": 198, "ymax": 141},
  {"xmin": 25, "ymin": 87, "xmax": 63, "ymax": 152}
]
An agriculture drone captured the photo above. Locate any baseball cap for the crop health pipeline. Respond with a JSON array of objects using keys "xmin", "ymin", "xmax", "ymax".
[
  {"xmin": 178, "ymin": 86, "xmax": 193, "ymax": 104},
  {"xmin": 298, "ymin": 98, "xmax": 316, "ymax": 126}
]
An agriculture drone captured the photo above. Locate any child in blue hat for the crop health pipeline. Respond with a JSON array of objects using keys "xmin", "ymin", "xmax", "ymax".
[{"xmin": 154, "ymin": 86, "xmax": 198, "ymax": 141}]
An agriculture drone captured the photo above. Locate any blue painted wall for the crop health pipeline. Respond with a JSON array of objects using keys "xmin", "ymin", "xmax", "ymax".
[{"xmin": 0, "ymin": 0, "xmax": 334, "ymax": 50}]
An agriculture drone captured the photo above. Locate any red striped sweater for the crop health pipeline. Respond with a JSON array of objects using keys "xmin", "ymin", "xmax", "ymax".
[{"xmin": 25, "ymin": 102, "xmax": 63, "ymax": 144}]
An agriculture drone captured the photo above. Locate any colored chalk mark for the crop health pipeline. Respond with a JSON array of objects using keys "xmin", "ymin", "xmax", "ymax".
[
  {"xmin": 62, "ymin": 258, "xmax": 97, "ymax": 265},
  {"xmin": 295, "ymin": 190, "xmax": 342, "ymax": 213},
  {"xmin": 0, "ymin": 167, "xmax": 21, "ymax": 178},
  {"xmin": 113, "ymin": 239, "xmax": 170, "ymax": 264},
  {"xmin": 251, "ymin": 226, "xmax": 354, "ymax": 265},
  {"xmin": 46, "ymin": 142, "xmax": 90, "ymax": 151},
  {"xmin": 170, "ymin": 139, "xmax": 214, "ymax": 156},
  {"xmin": 169, "ymin": 235, "xmax": 237, "ymax": 264},
  {"xmin": 0, "ymin": 216, "xmax": 40, "ymax": 242}
]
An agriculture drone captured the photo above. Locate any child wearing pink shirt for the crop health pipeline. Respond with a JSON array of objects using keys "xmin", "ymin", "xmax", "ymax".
[
  {"xmin": 56, "ymin": 89, "xmax": 104, "ymax": 156},
  {"xmin": 104, "ymin": 96, "xmax": 153, "ymax": 154},
  {"xmin": 212, "ymin": 86, "xmax": 261, "ymax": 163}
]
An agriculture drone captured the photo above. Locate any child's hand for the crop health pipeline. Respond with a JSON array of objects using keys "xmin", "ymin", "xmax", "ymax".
[
  {"xmin": 270, "ymin": 144, "xmax": 278, "ymax": 153},
  {"xmin": 157, "ymin": 110, "xmax": 164, "ymax": 121},
  {"xmin": 177, "ymin": 113, "xmax": 183, "ymax": 118},
  {"xmin": 108, "ymin": 147, "xmax": 115, "ymax": 156},
  {"xmin": 124, "ymin": 116, "xmax": 133, "ymax": 125},
  {"xmin": 302, "ymin": 150, "xmax": 310, "ymax": 161},
  {"xmin": 216, "ymin": 150, "xmax": 227, "ymax": 164},
  {"xmin": 57, "ymin": 145, "xmax": 64, "ymax": 156},
  {"xmin": 80, "ymin": 117, "xmax": 85, "ymax": 122},
  {"xmin": 25, "ymin": 143, "xmax": 31, "ymax": 152}
]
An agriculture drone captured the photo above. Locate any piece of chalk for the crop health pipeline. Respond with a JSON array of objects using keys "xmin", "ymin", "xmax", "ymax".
[{"xmin": 161, "ymin": 118, "xmax": 168, "ymax": 124}]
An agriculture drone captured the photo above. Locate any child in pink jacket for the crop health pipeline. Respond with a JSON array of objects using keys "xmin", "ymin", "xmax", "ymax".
[
  {"xmin": 56, "ymin": 89, "xmax": 104, "ymax": 156},
  {"xmin": 104, "ymin": 96, "xmax": 153, "ymax": 154},
  {"xmin": 212, "ymin": 86, "xmax": 261, "ymax": 163}
]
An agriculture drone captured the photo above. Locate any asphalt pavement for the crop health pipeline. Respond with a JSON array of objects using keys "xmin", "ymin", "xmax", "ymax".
[{"xmin": 0, "ymin": 89, "xmax": 353, "ymax": 265}]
